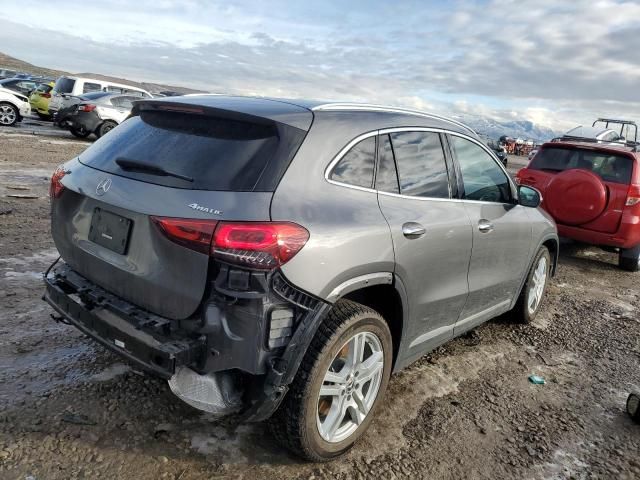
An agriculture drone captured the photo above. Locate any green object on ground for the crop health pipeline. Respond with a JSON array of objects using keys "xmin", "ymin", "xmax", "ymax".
[{"xmin": 528, "ymin": 375, "xmax": 546, "ymax": 385}]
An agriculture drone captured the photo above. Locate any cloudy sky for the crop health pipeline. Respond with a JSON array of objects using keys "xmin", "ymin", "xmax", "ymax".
[{"xmin": 1, "ymin": 0, "xmax": 638, "ymax": 130}]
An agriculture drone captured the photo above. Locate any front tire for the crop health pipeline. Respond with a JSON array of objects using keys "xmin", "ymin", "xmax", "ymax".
[
  {"xmin": 0, "ymin": 102, "xmax": 19, "ymax": 126},
  {"xmin": 619, "ymin": 245, "xmax": 640, "ymax": 272},
  {"xmin": 270, "ymin": 300, "xmax": 392, "ymax": 461},
  {"xmin": 512, "ymin": 246, "xmax": 551, "ymax": 323}
]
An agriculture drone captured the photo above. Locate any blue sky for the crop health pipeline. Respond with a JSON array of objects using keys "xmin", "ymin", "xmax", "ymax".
[{"xmin": 1, "ymin": 0, "xmax": 639, "ymax": 130}]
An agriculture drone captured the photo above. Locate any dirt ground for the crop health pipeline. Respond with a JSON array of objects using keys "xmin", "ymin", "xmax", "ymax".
[{"xmin": 0, "ymin": 128, "xmax": 639, "ymax": 480}]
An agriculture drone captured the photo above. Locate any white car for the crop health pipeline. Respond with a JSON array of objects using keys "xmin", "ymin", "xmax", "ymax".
[
  {"xmin": 0, "ymin": 87, "xmax": 31, "ymax": 126},
  {"xmin": 49, "ymin": 76, "xmax": 152, "ymax": 117}
]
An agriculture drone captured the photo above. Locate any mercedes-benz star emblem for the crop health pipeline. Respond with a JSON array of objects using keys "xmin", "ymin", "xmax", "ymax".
[{"xmin": 96, "ymin": 178, "xmax": 112, "ymax": 196}]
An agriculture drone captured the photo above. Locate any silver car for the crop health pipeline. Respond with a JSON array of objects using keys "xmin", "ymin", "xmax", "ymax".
[{"xmin": 44, "ymin": 96, "xmax": 558, "ymax": 461}]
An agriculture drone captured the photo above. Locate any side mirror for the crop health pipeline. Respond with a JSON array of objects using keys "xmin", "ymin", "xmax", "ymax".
[{"xmin": 518, "ymin": 185, "xmax": 542, "ymax": 208}]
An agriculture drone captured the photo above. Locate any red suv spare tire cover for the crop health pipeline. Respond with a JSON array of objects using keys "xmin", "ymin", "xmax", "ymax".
[{"xmin": 544, "ymin": 169, "xmax": 607, "ymax": 225}]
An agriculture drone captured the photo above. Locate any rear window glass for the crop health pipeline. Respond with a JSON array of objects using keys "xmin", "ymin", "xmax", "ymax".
[
  {"xmin": 78, "ymin": 110, "xmax": 306, "ymax": 192},
  {"xmin": 329, "ymin": 137, "xmax": 375, "ymax": 188},
  {"xmin": 529, "ymin": 147, "xmax": 633, "ymax": 184},
  {"xmin": 54, "ymin": 78, "xmax": 76, "ymax": 94}
]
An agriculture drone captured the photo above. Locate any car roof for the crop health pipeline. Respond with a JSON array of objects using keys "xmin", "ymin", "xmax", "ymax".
[{"xmin": 138, "ymin": 95, "xmax": 476, "ymax": 135}]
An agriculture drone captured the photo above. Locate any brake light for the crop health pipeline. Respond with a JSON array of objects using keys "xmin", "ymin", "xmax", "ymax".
[
  {"xmin": 151, "ymin": 218, "xmax": 309, "ymax": 269},
  {"xmin": 77, "ymin": 104, "xmax": 96, "ymax": 112},
  {"xmin": 151, "ymin": 217, "xmax": 217, "ymax": 254},
  {"xmin": 49, "ymin": 165, "xmax": 66, "ymax": 199},
  {"xmin": 213, "ymin": 222, "xmax": 309, "ymax": 269},
  {"xmin": 626, "ymin": 184, "xmax": 640, "ymax": 207},
  {"xmin": 41, "ymin": 92, "xmax": 51, "ymax": 99}
]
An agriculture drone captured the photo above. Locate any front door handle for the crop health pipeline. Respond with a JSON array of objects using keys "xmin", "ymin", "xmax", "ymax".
[
  {"xmin": 402, "ymin": 222, "xmax": 426, "ymax": 239},
  {"xmin": 478, "ymin": 220, "xmax": 494, "ymax": 233}
]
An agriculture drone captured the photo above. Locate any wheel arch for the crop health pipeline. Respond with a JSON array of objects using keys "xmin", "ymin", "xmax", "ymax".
[{"xmin": 330, "ymin": 273, "xmax": 407, "ymax": 371}]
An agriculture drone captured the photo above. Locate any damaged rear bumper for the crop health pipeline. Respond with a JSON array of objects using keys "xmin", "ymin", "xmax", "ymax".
[
  {"xmin": 44, "ymin": 264, "xmax": 206, "ymax": 379},
  {"xmin": 43, "ymin": 262, "xmax": 331, "ymax": 421}
]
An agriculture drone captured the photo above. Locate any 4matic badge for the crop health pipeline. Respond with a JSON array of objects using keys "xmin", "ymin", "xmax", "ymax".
[{"xmin": 188, "ymin": 203, "xmax": 223, "ymax": 216}]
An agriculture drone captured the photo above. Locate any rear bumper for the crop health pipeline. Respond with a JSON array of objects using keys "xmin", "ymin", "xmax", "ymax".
[
  {"xmin": 43, "ymin": 261, "xmax": 331, "ymax": 421},
  {"xmin": 44, "ymin": 264, "xmax": 206, "ymax": 379},
  {"xmin": 69, "ymin": 111, "xmax": 101, "ymax": 132},
  {"xmin": 558, "ymin": 218, "xmax": 640, "ymax": 249}
]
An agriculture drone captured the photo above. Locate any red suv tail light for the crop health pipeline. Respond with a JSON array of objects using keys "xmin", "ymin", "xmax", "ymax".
[
  {"xmin": 50, "ymin": 165, "xmax": 67, "ymax": 199},
  {"xmin": 213, "ymin": 222, "xmax": 309, "ymax": 269},
  {"xmin": 151, "ymin": 218, "xmax": 309, "ymax": 269},
  {"xmin": 626, "ymin": 184, "xmax": 640, "ymax": 207}
]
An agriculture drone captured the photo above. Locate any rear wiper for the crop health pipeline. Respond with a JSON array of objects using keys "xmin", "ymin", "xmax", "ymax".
[{"xmin": 115, "ymin": 157, "xmax": 193, "ymax": 182}]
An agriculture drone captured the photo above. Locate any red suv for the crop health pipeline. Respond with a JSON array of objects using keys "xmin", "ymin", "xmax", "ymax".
[{"xmin": 516, "ymin": 138, "xmax": 640, "ymax": 271}]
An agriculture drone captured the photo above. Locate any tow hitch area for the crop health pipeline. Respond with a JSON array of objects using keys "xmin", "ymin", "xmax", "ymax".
[{"xmin": 44, "ymin": 264, "xmax": 206, "ymax": 379}]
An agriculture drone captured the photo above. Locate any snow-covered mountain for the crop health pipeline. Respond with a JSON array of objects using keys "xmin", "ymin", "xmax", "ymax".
[{"xmin": 451, "ymin": 114, "xmax": 561, "ymax": 143}]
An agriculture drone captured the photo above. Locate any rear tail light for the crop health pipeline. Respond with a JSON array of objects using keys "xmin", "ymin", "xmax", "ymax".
[
  {"xmin": 77, "ymin": 104, "xmax": 96, "ymax": 112},
  {"xmin": 151, "ymin": 217, "xmax": 218, "ymax": 254},
  {"xmin": 41, "ymin": 92, "xmax": 51, "ymax": 99},
  {"xmin": 151, "ymin": 219, "xmax": 309, "ymax": 269},
  {"xmin": 49, "ymin": 165, "xmax": 67, "ymax": 198},
  {"xmin": 213, "ymin": 222, "xmax": 309, "ymax": 269},
  {"xmin": 626, "ymin": 184, "xmax": 640, "ymax": 207}
]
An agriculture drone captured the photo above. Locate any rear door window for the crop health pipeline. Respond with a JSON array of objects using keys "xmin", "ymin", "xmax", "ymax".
[
  {"xmin": 529, "ymin": 147, "xmax": 633, "ymax": 184},
  {"xmin": 390, "ymin": 131, "xmax": 450, "ymax": 198},
  {"xmin": 78, "ymin": 110, "xmax": 306, "ymax": 192},
  {"xmin": 329, "ymin": 137, "xmax": 376, "ymax": 188},
  {"xmin": 110, "ymin": 96, "xmax": 135, "ymax": 109},
  {"xmin": 54, "ymin": 77, "xmax": 76, "ymax": 94}
]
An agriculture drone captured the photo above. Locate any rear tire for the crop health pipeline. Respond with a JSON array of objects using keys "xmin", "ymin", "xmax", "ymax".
[
  {"xmin": 70, "ymin": 126, "xmax": 90, "ymax": 138},
  {"xmin": 0, "ymin": 102, "xmax": 19, "ymax": 126},
  {"xmin": 269, "ymin": 300, "xmax": 392, "ymax": 461},
  {"xmin": 36, "ymin": 112, "xmax": 52, "ymax": 121},
  {"xmin": 97, "ymin": 120, "xmax": 117, "ymax": 138},
  {"xmin": 512, "ymin": 246, "xmax": 551, "ymax": 324},
  {"xmin": 619, "ymin": 245, "xmax": 640, "ymax": 272}
]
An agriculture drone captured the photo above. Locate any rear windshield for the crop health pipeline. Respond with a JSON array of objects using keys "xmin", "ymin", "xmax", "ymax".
[
  {"xmin": 78, "ymin": 110, "xmax": 306, "ymax": 191},
  {"xmin": 54, "ymin": 77, "xmax": 76, "ymax": 94},
  {"xmin": 529, "ymin": 146, "xmax": 633, "ymax": 184}
]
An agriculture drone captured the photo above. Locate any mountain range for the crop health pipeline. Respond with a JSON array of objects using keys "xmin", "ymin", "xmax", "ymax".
[{"xmin": 452, "ymin": 114, "xmax": 561, "ymax": 143}]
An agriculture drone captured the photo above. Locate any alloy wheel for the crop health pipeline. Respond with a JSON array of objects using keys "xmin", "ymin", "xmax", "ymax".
[
  {"xmin": 316, "ymin": 331, "xmax": 384, "ymax": 443},
  {"xmin": 0, "ymin": 105, "xmax": 17, "ymax": 125},
  {"xmin": 527, "ymin": 255, "xmax": 548, "ymax": 315}
]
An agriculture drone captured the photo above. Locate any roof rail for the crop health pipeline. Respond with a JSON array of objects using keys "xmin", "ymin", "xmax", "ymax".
[
  {"xmin": 551, "ymin": 135, "xmax": 639, "ymax": 152},
  {"xmin": 311, "ymin": 102, "xmax": 476, "ymax": 135},
  {"xmin": 592, "ymin": 118, "xmax": 637, "ymax": 142}
]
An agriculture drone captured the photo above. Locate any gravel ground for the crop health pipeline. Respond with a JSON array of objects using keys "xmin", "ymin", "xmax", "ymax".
[{"xmin": 0, "ymin": 128, "xmax": 639, "ymax": 480}]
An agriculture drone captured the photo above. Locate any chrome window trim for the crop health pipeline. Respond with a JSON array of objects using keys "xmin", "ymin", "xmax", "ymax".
[
  {"xmin": 324, "ymin": 126, "xmax": 517, "ymax": 206},
  {"xmin": 312, "ymin": 103, "xmax": 476, "ymax": 135}
]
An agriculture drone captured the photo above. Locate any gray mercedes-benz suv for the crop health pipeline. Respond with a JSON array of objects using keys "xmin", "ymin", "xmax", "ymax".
[{"xmin": 44, "ymin": 96, "xmax": 558, "ymax": 461}]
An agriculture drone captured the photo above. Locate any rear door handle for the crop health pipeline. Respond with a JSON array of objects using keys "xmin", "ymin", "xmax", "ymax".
[
  {"xmin": 478, "ymin": 220, "xmax": 494, "ymax": 233},
  {"xmin": 402, "ymin": 222, "xmax": 426, "ymax": 239}
]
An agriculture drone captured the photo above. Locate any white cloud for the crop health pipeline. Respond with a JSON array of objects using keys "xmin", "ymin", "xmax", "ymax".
[{"xmin": 0, "ymin": 0, "xmax": 638, "ymax": 132}]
